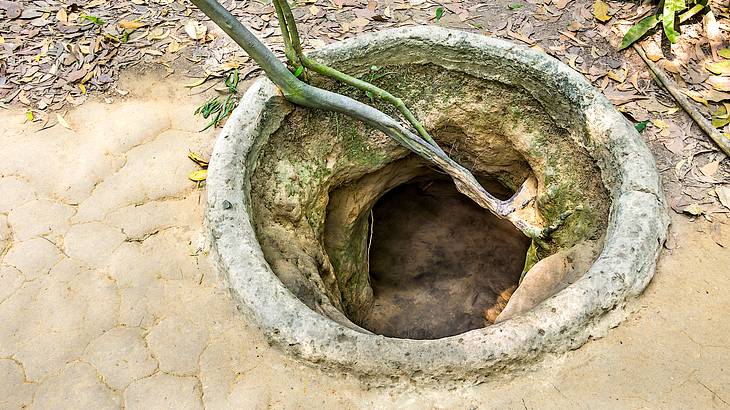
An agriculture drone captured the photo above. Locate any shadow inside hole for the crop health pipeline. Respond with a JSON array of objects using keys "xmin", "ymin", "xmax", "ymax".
[{"xmin": 360, "ymin": 177, "xmax": 530, "ymax": 339}]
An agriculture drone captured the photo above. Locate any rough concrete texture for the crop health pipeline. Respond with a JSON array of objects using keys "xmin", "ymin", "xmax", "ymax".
[
  {"xmin": 0, "ymin": 62, "xmax": 727, "ymax": 409},
  {"xmin": 207, "ymin": 27, "xmax": 669, "ymax": 383}
]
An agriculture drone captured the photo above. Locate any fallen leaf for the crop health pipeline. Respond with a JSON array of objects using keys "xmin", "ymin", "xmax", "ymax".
[
  {"xmin": 185, "ymin": 75, "xmax": 213, "ymax": 88},
  {"xmin": 554, "ymin": 0, "xmax": 569, "ymax": 10},
  {"xmin": 25, "ymin": 110, "xmax": 33, "ymax": 122},
  {"xmin": 719, "ymin": 49, "xmax": 730, "ymax": 59},
  {"xmin": 119, "ymin": 20, "xmax": 147, "ymax": 30},
  {"xmin": 683, "ymin": 203, "xmax": 704, "ymax": 216},
  {"xmin": 188, "ymin": 151, "xmax": 209, "ymax": 167},
  {"xmin": 712, "ymin": 104, "xmax": 730, "ymax": 128},
  {"xmin": 185, "ymin": 20, "xmax": 207, "ymax": 40},
  {"xmin": 634, "ymin": 120, "xmax": 649, "ymax": 132},
  {"xmin": 709, "ymin": 76, "xmax": 730, "ymax": 92},
  {"xmin": 716, "ymin": 185, "xmax": 730, "ymax": 210},
  {"xmin": 682, "ymin": 89, "xmax": 708, "ymax": 106},
  {"xmin": 593, "ymin": 0, "xmax": 611, "ymax": 22},
  {"xmin": 662, "ymin": 0, "xmax": 684, "ymax": 44},
  {"xmin": 706, "ymin": 61, "xmax": 730, "ymax": 76},
  {"xmin": 700, "ymin": 160, "xmax": 720, "ymax": 177},
  {"xmin": 435, "ymin": 6, "xmax": 444, "ymax": 20},
  {"xmin": 619, "ymin": 15, "xmax": 659, "ymax": 50},
  {"xmin": 703, "ymin": 89, "xmax": 730, "ymax": 102},
  {"xmin": 189, "ymin": 169, "xmax": 208, "ymax": 182},
  {"xmin": 56, "ymin": 114, "xmax": 72, "ymax": 130},
  {"xmin": 0, "ymin": 1, "xmax": 22, "ymax": 19},
  {"xmin": 607, "ymin": 69, "xmax": 626, "ymax": 83}
]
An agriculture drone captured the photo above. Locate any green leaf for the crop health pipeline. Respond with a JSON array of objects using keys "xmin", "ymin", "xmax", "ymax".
[
  {"xmin": 519, "ymin": 240, "xmax": 538, "ymax": 284},
  {"xmin": 293, "ymin": 66, "xmax": 304, "ymax": 78},
  {"xmin": 635, "ymin": 120, "xmax": 649, "ymax": 132},
  {"xmin": 678, "ymin": 4, "xmax": 705, "ymax": 23},
  {"xmin": 662, "ymin": 0, "xmax": 686, "ymax": 44},
  {"xmin": 619, "ymin": 15, "xmax": 660, "ymax": 50},
  {"xmin": 712, "ymin": 105, "xmax": 730, "ymax": 128},
  {"xmin": 225, "ymin": 68, "xmax": 240, "ymax": 92},
  {"xmin": 435, "ymin": 6, "xmax": 444, "ymax": 21},
  {"xmin": 80, "ymin": 14, "xmax": 105, "ymax": 25},
  {"xmin": 508, "ymin": 3, "xmax": 524, "ymax": 10},
  {"xmin": 719, "ymin": 49, "xmax": 730, "ymax": 59}
]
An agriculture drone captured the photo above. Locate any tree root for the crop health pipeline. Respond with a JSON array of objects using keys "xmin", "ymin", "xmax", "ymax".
[{"xmin": 191, "ymin": 0, "xmax": 560, "ymax": 240}]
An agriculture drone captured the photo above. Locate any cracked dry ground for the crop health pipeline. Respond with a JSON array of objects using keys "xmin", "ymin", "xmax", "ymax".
[{"xmin": 1, "ymin": 71, "xmax": 729, "ymax": 409}]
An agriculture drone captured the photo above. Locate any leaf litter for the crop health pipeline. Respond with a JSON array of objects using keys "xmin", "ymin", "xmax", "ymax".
[{"xmin": 1, "ymin": 0, "xmax": 729, "ymax": 223}]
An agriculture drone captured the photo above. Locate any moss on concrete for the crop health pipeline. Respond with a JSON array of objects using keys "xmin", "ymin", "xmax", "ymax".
[{"xmin": 249, "ymin": 63, "xmax": 610, "ymax": 323}]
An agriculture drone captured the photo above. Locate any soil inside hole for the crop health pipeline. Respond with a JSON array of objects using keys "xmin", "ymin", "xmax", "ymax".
[{"xmin": 361, "ymin": 178, "xmax": 530, "ymax": 339}]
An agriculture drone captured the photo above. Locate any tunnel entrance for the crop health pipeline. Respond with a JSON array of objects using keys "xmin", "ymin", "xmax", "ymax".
[{"xmin": 360, "ymin": 177, "xmax": 530, "ymax": 339}]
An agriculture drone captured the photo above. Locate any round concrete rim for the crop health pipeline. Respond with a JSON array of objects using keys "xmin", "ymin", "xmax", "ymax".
[{"xmin": 206, "ymin": 26, "xmax": 669, "ymax": 383}]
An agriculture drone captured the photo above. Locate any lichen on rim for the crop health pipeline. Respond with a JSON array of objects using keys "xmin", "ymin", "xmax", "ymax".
[{"xmin": 206, "ymin": 26, "xmax": 669, "ymax": 385}]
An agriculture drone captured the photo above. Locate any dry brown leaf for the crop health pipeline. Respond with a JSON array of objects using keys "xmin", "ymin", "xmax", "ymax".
[
  {"xmin": 706, "ymin": 61, "xmax": 730, "ymax": 76},
  {"xmin": 717, "ymin": 185, "xmax": 730, "ymax": 210},
  {"xmin": 351, "ymin": 17, "xmax": 370, "ymax": 28},
  {"xmin": 709, "ymin": 76, "xmax": 730, "ymax": 92},
  {"xmin": 119, "ymin": 20, "xmax": 147, "ymax": 30},
  {"xmin": 554, "ymin": 0, "xmax": 569, "ymax": 10},
  {"xmin": 607, "ymin": 69, "xmax": 626, "ymax": 83},
  {"xmin": 593, "ymin": 0, "xmax": 611, "ymax": 22},
  {"xmin": 683, "ymin": 203, "xmax": 704, "ymax": 216},
  {"xmin": 185, "ymin": 20, "xmax": 207, "ymax": 40},
  {"xmin": 700, "ymin": 160, "xmax": 720, "ymax": 177},
  {"xmin": 56, "ymin": 114, "xmax": 72, "ymax": 130},
  {"xmin": 56, "ymin": 8, "xmax": 67, "ymax": 23},
  {"xmin": 682, "ymin": 90, "xmax": 709, "ymax": 107}
]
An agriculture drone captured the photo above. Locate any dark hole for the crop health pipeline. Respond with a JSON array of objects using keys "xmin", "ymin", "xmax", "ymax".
[{"xmin": 360, "ymin": 176, "xmax": 530, "ymax": 339}]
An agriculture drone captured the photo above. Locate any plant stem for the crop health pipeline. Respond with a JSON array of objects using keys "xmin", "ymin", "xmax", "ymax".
[
  {"xmin": 273, "ymin": 0, "xmax": 443, "ymax": 152},
  {"xmin": 271, "ymin": 0, "xmax": 301, "ymax": 70}
]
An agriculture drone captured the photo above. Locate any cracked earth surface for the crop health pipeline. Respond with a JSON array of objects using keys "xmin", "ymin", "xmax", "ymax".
[{"xmin": 0, "ymin": 70, "xmax": 729, "ymax": 409}]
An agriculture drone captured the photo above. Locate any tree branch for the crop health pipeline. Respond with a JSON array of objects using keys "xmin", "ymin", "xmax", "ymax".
[
  {"xmin": 190, "ymin": 0, "xmax": 556, "ymax": 239},
  {"xmin": 273, "ymin": 0, "xmax": 443, "ymax": 152}
]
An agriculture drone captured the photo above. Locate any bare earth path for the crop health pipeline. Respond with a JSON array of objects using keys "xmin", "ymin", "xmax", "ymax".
[{"xmin": 0, "ymin": 71, "xmax": 729, "ymax": 409}]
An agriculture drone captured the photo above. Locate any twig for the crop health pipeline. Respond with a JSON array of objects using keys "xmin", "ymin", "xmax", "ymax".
[{"xmin": 632, "ymin": 43, "xmax": 730, "ymax": 157}]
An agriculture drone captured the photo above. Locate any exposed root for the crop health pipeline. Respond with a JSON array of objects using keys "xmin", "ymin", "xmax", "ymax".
[{"xmin": 191, "ymin": 0, "xmax": 565, "ymax": 240}]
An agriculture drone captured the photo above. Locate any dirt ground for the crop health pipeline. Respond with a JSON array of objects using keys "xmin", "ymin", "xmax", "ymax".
[
  {"xmin": 0, "ymin": 67, "xmax": 728, "ymax": 409},
  {"xmin": 365, "ymin": 177, "xmax": 529, "ymax": 340}
]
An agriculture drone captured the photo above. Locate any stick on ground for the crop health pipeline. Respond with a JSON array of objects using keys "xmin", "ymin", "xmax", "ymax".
[{"xmin": 632, "ymin": 43, "xmax": 730, "ymax": 157}]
